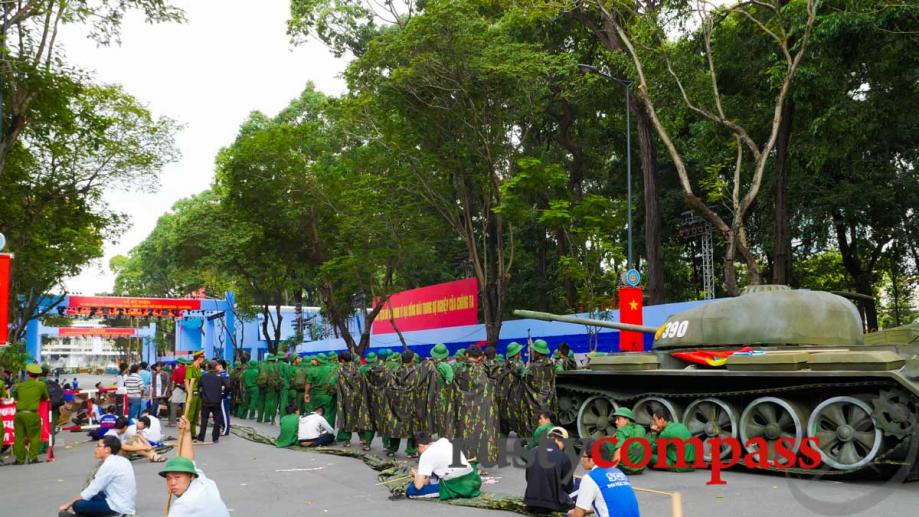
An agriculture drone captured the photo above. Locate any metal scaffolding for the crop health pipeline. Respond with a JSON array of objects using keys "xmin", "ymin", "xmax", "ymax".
[{"xmin": 679, "ymin": 212, "xmax": 716, "ymax": 300}]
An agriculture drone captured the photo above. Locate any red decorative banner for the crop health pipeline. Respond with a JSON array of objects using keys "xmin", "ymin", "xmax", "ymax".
[
  {"xmin": 372, "ymin": 278, "xmax": 479, "ymax": 334},
  {"xmin": 618, "ymin": 287, "xmax": 644, "ymax": 352},
  {"xmin": 67, "ymin": 295, "xmax": 202, "ymax": 311},
  {"xmin": 0, "ymin": 254, "xmax": 10, "ymax": 346},
  {"xmin": 1, "ymin": 400, "xmax": 14, "ymax": 446},
  {"xmin": 40, "ymin": 400, "xmax": 51, "ymax": 442},
  {"xmin": 58, "ymin": 327, "xmax": 137, "ymax": 337}
]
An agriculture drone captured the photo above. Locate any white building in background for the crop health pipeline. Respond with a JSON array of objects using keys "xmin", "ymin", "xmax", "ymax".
[{"xmin": 42, "ymin": 324, "xmax": 121, "ymax": 370}]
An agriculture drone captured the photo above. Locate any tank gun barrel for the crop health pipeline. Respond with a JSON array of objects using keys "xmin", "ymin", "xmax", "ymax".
[{"xmin": 513, "ymin": 310, "xmax": 658, "ymax": 334}]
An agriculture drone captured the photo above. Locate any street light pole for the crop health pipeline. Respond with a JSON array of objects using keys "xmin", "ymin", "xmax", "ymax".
[{"xmin": 578, "ymin": 64, "xmax": 634, "ymax": 270}]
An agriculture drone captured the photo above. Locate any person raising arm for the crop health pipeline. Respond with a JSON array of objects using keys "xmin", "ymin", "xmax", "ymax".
[{"xmin": 160, "ymin": 416, "xmax": 230, "ymax": 517}]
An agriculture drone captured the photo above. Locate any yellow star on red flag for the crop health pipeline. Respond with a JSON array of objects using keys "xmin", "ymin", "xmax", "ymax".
[{"xmin": 629, "ymin": 299, "xmax": 639, "ymax": 311}]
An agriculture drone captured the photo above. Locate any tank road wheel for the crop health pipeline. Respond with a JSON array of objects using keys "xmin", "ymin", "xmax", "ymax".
[
  {"xmin": 633, "ymin": 397, "xmax": 683, "ymax": 427},
  {"xmin": 577, "ymin": 396, "xmax": 619, "ymax": 439},
  {"xmin": 807, "ymin": 396, "xmax": 882, "ymax": 470},
  {"xmin": 557, "ymin": 391, "xmax": 583, "ymax": 426},
  {"xmin": 683, "ymin": 398, "xmax": 740, "ymax": 461},
  {"xmin": 740, "ymin": 397, "xmax": 807, "ymax": 466}
]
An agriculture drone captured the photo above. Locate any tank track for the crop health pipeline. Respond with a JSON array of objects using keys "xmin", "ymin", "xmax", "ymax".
[{"xmin": 557, "ymin": 379, "xmax": 918, "ymax": 478}]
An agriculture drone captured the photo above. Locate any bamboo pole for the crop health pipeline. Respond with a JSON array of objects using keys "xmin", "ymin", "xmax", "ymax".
[
  {"xmin": 633, "ymin": 487, "xmax": 683, "ymax": 517},
  {"xmin": 164, "ymin": 378, "xmax": 197, "ymax": 517},
  {"xmin": 375, "ymin": 475, "xmax": 413, "ymax": 486}
]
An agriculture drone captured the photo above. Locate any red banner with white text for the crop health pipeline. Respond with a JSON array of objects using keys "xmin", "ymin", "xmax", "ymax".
[
  {"xmin": 372, "ymin": 278, "xmax": 479, "ymax": 334},
  {"xmin": 1, "ymin": 400, "xmax": 14, "ymax": 445},
  {"xmin": 58, "ymin": 327, "xmax": 137, "ymax": 338},
  {"xmin": 67, "ymin": 295, "xmax": 202, "ymax": 311},
  {"xmin": 0, "ymin": 254, "xmax": 11, "ymax": 346}
]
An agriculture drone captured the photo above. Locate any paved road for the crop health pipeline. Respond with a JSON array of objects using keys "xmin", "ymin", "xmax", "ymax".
[{"xmin": 1, "ymin": 375, "xmax": 916, "ymax": 515}]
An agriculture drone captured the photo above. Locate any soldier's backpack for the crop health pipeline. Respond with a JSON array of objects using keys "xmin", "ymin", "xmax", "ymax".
[
  {"xmin": 256, "ymin": 365, "xmax": 270, "ymax": 389},
  {"xmin": 45, "ymin": 379, "xmax": 65, "ymax": 410},
  {"xmin": 292, "ymin": 366, "xmax": 308, "ymax": 390}
]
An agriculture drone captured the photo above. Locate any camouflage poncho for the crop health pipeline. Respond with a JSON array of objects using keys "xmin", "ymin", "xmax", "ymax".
[
  {"xmin": 498, "ymin": 359, "xmax": 525, "ymax": 435},
  {"xmin": 365, "ymin": 361, "xmax": 399, "ymax": 437},
  {"xmin": 385, "ymin": 362, "xmax": 426, "ymax": 439},
  {"xmin": 517, "ymin": 357, "xmax": 558, "ymax": 436},
  {"xmin": 336, "ymin": 360, "xmax": 371, "ymax": 432},
  {"xmin": 421, "ymin": 359, "xmax": 455, "ymax": 438},
  {"xmin": 453, "ymin": 360, "xmax": 500, "ymax": 464}
]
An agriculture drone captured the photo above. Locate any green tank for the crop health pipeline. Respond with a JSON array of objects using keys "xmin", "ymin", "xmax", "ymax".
[{"xmin": 515, "ymin": 285, "xmax": 919, "ymax": 478}]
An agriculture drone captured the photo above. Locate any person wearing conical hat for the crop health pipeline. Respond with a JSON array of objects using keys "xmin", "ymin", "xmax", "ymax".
[
  {"xmin": 609, "ymin": 407, "xmax": 647, "ymax": 475},
  {"xmin": 11, "ymin": 363, "xmax": 50, "ymax": 464}
]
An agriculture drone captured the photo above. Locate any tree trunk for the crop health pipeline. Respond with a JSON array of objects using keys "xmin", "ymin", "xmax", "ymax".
[
  {"xmin": 722, "ymin": 230, "xmax": 740, "ymax": 296},
  {"xmin": 854, "ymin": 274, "xmax": 879, "ymax": 331},
  {"xmin": 772, "ymin": 100, "xmax": 795, "ymax": 285},
  {"xmin": 633, "ymin": 99, "xmax": 664, "ymax": 304}
]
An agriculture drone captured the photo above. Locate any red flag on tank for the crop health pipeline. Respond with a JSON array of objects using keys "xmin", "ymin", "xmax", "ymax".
[{"xmin": 618, "ymin": 287, "xmax": 644, "ymax": 351}]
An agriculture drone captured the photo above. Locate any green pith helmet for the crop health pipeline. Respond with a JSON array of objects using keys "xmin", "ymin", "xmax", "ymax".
[
  {"xmin": 380, "ymin": 348, "xmax": 392, "ymax": 358},
  {"xmin": 496, "ymin": 353, "xmax": 505, "ymax": 362},
  {"xmin": 414, "ymin": 354, "xmax": 421, "ymax": 363},
  {"xmin": 268, "ymin": 354, "xmax": 278, "ymax": 362},
  {"xmin": 531, "ymin": 339, "xmax": 549, "ymax": 355},
  {"xmin": 430, "ymin": 343, "xmax": 449, "ymax": 360},
  {"xmin": 455, "ymin": 348, "xmax": 466, "ymax": 359},
  {"xmin": 26, "ymin": 363, "xmax": 42, "ymax": 375},
  {"xmin": 176, "ymin": 357, "xmax": 190, "ymax": 365},
  {"xmin": 159, "ymin": 456, "xmax": 198, "ymax": 478},
  {"xmin": 326, "ymin": 351, "xmax": 337, "ymax": 360},
  {"xmin": 506, "ymin": 342, "xmax": 522, "ymax": 358},
  {"xmin": 366, "ymin": 352, "xmax": 377, "ymax": 363},
  {"xmin": 612, "ymin": 407, "xmax": 636, "ymax": 421},
  {"xmin": 314, "ymin": 355, "xmax": 328, "ymax": 365},
  {"xmin": 387, "ymin": 353, "xmax": 399, "ymax": 363}
]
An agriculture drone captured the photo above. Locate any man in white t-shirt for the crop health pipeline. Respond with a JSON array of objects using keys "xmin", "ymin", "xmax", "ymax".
[
  {"xmin": 161, "ymin": 416, "xmax": 230, "ymax": 517},
  {"xmin": 297, "ymin": 406, "xmax": 335, "ymax": 447},
  {"xmin": 139, "ymin": 411, "xmax": 163, "ymax": 443},
  {"xmin": 405, "ymin": 432, "xmax": 479, "ymax": 500},
  {"xmin": 106, "ymin": 416, "xmax": 166, "ymax": 463},
  {"xmin": 58, "ymin": 435, "xmax": 137, "ymax": 516}
]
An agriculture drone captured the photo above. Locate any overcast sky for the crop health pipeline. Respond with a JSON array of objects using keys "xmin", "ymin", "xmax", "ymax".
[{"xmin": 61, "ymin": 0, "xmax": 347, "ymax": 295}]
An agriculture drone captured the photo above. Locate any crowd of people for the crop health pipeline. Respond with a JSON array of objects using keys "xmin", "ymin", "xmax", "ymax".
[{"xmin": 0, "ymin": 339, "xmax": 693, "ymax": 516}]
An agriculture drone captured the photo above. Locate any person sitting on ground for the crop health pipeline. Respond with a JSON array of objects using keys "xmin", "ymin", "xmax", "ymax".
[
  {"xmin": 405, "ymin": 432, "xmax": 481, "ymax": 500},
  {"xmin": 160, "ymin": 415, "xmax": 230, "ymax": 517},
  {"xmin": 647, "ymin": 402, "xmax": 695, "ymax": 472},
  {"xmin": 529, "ymin": 408, "xmax": 555, "ymax": 449},
  {"xmin": 524, "ymin": 426, "xmax": 575, "ymax": 514},
  {"xmin": 608, "ymin": 407, "xmax": 647, "ymax": 475},
  {"xmin": 105, "ymin": 416, "xmax": 166, "ymax": 462},
  {"xmin": 57, "ymin": 435, "xmax": 137, "ymax": 517},
  {"xmin": 568, "ymin": 438, "xmax": 640, "ymax": 517},
  {"xmin": 298, "ymin": 406, "xmax": 335, "ymax": 447},
  {"xmin": 275, "ymin": 403, "xmax": 301, "ymax": 448},
  {"xmin": 140, "ymin": 409, "xmax": 163, "ymax": 443}
]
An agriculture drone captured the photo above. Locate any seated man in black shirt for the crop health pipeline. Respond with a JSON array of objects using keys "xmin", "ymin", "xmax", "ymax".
[{"xmin": 524, "ymin": 426, "xmax": 575, "ymax": 514}]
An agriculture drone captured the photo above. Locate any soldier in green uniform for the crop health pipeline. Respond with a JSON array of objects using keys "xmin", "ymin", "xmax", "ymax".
[
  {"xmin": 648, "ymin": 402, "xmax": 696, "ymax": 472},
  {"xmin": 229, "ymin": 358, "xmax": 247, "ymax": 417},
  {"xmin": 609, "ymin": 407, "xmax": 647, "ymax": 475},
  {"xmin": 334, "ymin": 351, "xmax": 373, "ymax": 449},
  {"xmin": 454, "ymin": 346, "xmax": 499, "ymax": 464},
  {"xmin": 278, "ymin": 354, "xmax": 293, "ymax": 418},
  {"xmin": 425, "ymin": 344, "xmax": 455, "ymax": 439},
  {"xmin": 242, "ymin": 360, "xmax": 261, "ymax": 419},
  {"xmin": 12, "ymin": 364, "xmax": 50, "ymax": 464},
  {"xmin": 516, "ymin": 339, "xmax": 557, "ymax": 438},
  {"xmin": 275, "ymin": 403, "xmax": 301, "ymax": 448},
  {"xmin": 257, "ymin": 354, "xmax": 280, "ymax": 423},
  {"xmin": 365, "ymin": 351, "xmax": 399, "ymax": 456},
  {"xmin": 529, "ymin": 409, "xmax": 555, "ymax": 449},
  {"xmin": 355, "ymin": 352, "xmax": 377, "ymax": 447},
  {"xmin": 325, "ymin": 352, "xmax": 340, "ymax": 429},
  {"xmin": 290, "ymin": 356, "xmax": 308, "ymax": 414},
  {"xmin": 451, "ymin": 348, "xmax": 466, "ymax": 374},
  {"xmin": 498, "ymin": 342, "xmax": 524, "ymax": 436},
  {"xmin": 303, "ymin": 354, "xmax": 336, "ymax": 431},
  {"xmin": 186, "ymin": 350, "xmax": 205, "ymax": 438},
  {"xmin": 385, "ymin": 350, "xmax": 423, "ymax": 457},
  {"xmin": 552, "ymin": 343, "xmax": 578, "ymax": 372}
]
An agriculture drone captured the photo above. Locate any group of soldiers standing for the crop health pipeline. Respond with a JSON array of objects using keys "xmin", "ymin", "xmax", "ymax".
[{"xmin": 228, "ymin": 339, "xmax": 576, "ymax": 462}]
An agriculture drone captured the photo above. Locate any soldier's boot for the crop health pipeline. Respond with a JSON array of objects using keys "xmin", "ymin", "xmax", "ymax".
[
  {"xmin": 404, "ymin": 438, "xmax": 418, "ymax": 457},
  {"xmin": 336, "ymin": 430, "xmax": 352, "ymax": 443}
]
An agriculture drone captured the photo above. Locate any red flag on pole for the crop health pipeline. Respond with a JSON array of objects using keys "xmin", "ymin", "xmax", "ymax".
[
  {"xmin": 0, "ymin": 254, "xmax": 11, "ymax": 346},
  {"xmin": 618, "ymin": 287, "xmax": 644, "ymax": 352}
]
